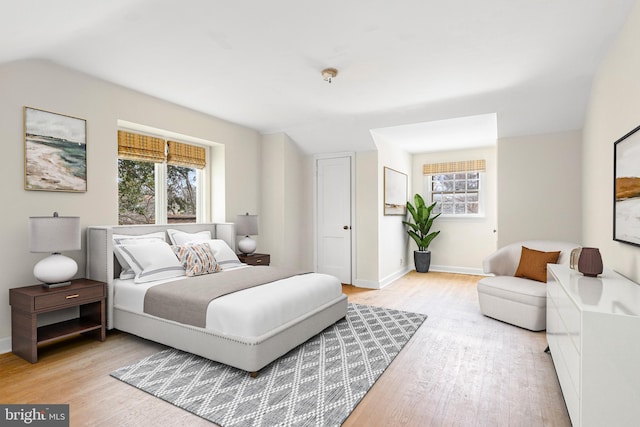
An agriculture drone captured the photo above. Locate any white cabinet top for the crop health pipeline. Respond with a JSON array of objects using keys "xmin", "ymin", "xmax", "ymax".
[{"xmin": 548, "ymin": 264, "xmax": 640, "ymax": 316}]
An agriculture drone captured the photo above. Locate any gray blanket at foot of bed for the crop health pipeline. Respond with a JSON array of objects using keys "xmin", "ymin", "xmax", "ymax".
[{"xmin": 144, "ymin": 267, "xmax": 308, "ymax": 328}]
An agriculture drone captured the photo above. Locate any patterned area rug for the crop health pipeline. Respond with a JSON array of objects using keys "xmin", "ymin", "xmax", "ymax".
[{"xmin": 111, "ymin": 303, "xmax": 427, "ymax": 426}]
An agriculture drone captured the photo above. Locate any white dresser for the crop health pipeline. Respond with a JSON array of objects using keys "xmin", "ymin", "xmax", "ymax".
[{"xmin": 547, "ymin": 264, "xmax": 640, "ymax": 427}]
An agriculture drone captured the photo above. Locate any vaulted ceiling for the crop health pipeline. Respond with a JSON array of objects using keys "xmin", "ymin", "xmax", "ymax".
[{"xmin": 1, "ymin": 0, "xmax": 635, "ymax": 153}]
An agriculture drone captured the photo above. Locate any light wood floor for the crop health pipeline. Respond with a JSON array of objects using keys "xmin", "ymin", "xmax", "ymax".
[{"xmin": 0, "ymin": 271, "xmax": 571, "ymax": 427}]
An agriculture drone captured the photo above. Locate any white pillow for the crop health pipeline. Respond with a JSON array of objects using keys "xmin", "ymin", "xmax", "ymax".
[
  {"xmin": 167, "ymin": 229, "xmax": 212, "ymax": 245},
  {"xmin": 204, "ymin": 239, "xmax": 243, "ymax": 269},
  {"xmin": 115, "ymin": 240, "xmax": 185, "ymax": 283},
  {"xmin": 113, "ymin": 232, "xmax": 166, "ymax": 279}
]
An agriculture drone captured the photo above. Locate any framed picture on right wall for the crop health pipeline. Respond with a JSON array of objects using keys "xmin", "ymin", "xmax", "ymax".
[{"xmin": 614, "ymin": 124, "xmax": 640, "ymax": 246}]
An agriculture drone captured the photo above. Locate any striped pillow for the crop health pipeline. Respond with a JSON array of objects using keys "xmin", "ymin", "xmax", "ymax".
[
  {"xmin": 172, "ymin": 243, "xmax": 221, "ymax": 277},
  {"xmin": 116, "ymin": 240, "xmax": 185, "ymax": 283}
]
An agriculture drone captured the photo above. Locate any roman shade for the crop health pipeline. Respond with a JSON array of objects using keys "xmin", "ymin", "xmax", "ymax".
[
  {"xmin": 423, "ymin": 160, "xmax": 486, "ymax": 175},
  {"xmin": 118, "ymin": 131, "xmax": 206, "ymax": 169},
  {"xmin": 117, "ymin": 130, "xmax": 165, "ymax": 163},
  {"xmin": 167, "ymin": 140, "xmax": 206, "ymax": 169}
]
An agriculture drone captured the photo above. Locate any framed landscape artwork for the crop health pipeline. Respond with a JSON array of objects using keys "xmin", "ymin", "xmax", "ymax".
[
  {"xmin": 614, "ymin": 124, "xmax": 640, "ymax": 246},
  {"xmin": 24, "ymin": 106, "xmax": 87, "ymax": 192},
  {"xmin": 384, "ymin": 166, "xmax": 407, "ymax": 215}
]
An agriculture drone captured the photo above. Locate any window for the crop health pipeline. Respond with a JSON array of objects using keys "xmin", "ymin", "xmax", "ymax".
[
  {"xmin": 117, "ymin": 130, "xmax": 207, "ymax": 225},
  {"xmin": 167, "ymin": 164, "xmax": 198, "ymax": 223},
  {"xmin": 423, "ymin": 160, "xmax": 485, "ymax": 217},
  {"xmin": 118, "ymin": 159, "xmax": 156, "ymax": 224}
]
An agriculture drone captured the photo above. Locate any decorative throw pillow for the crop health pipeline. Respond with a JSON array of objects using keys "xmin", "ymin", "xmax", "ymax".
[
  {"xmin": 514, "ymin": 246, "xmax": 561, "ymax": 283},
  {"xmin": 172, "ymin": 243, "xmax": 221, "ymax": 276}
]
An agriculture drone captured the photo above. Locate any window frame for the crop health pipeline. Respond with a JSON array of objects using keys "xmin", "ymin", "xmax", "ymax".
[
  {"xmin": 424, "ymin": 171, "xmax": 485, "ymax": 219},
  {"xmin": 117, "ymin": 133, "xmax": 209, "ymax": 225},
  {"xmin": 157, "ymin": 162, "xmax": 206, "ymax": 225}
]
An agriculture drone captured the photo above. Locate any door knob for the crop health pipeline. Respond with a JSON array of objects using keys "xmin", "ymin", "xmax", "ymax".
[{"xmin": 343, "ymin": 225, "xmax": 350, "ymax": 230}]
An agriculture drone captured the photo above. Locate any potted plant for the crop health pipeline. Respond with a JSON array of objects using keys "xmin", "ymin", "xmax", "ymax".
[{"xmin": 403, "ymin": 194, "xmax": 441, "ymax": 273}]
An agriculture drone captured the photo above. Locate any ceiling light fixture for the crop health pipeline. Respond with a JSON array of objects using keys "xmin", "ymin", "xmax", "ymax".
[{"xmin": 321, "ymin": 68, "xmax": 338, "ymax": 83}]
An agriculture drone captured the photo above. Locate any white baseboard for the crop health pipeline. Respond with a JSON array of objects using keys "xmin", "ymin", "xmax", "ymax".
[
  {"xmin": 429, "ymin": 265, "xmax": 487, "ymax": 276},
  {"xmin": 0, "ymin": 336, "xmax": 11, "ymax": 355},
  {"xmin": 352, "ymin": 265, "xmax": 485, "ymax": 290},
  {"xmin": 353, "ymin": 266, "xmax": 412, "ymax": 289},
  {"xmin": 379, "ymin": 267, "xmax": 412, "ymax": 288},
  {"xmin": 352, "ymin": 279, "xmax": 381, "ymax": 289}
]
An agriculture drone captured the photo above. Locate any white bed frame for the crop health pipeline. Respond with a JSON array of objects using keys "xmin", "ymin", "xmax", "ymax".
[{"xmin": 86, "ymin": 222, "xmax": 348, "ymax": 374}]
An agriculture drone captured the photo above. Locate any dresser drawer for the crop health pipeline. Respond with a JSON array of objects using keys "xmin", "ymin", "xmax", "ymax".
[
  {"xmin": 34, "ymin": 285, "xmax": 105, "ymax": 311},
  {"xmin": 554, "ymin": 282, "xmax": 582, "ymax": 355},
  {"xmin": 556, "ymin": 321, "xmax": 581, "ymax": 395},
  {"xmin": 547, "ymin": 278, "xmax": 561, "ymax": 301},
  {"xmin": 554, "ymin": 350, "xmax": 581, "ymax": 426}
]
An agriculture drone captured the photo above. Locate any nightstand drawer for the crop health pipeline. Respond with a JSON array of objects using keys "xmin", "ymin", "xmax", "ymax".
[
  {"xmin": 34, "ymin": 285, "xmax": 104, "ymax": 311},
  {"xmin": 238, "ymin": 253, "xmax": 271, "ymax": 266},
  {"xmin": 250, "ymin": 254, "xmax": 270, "ymax": 265}
]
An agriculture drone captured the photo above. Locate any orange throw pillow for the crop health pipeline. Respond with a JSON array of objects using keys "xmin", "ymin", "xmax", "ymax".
[{"xmin": 514, "ymin": 246, "xmax": 561, "ymax": 283}]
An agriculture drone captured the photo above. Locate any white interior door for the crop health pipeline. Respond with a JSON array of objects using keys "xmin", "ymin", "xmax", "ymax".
[{"xmin": 316, "ymin": 155, "xmax": 352, "ymax": 284}]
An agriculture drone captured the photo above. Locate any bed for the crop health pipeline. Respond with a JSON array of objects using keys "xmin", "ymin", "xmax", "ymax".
[{"xmin": 86, "ymin": 222, "xmax": 348, "ymax": 374}]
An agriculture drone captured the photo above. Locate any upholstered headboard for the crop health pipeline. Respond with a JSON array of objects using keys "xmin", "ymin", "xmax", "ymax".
[{"xmin": 86, "ymin": 222, "xmax": 235, "ymax": 329}]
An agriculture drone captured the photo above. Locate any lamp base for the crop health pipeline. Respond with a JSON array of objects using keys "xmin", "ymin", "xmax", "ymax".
[
  {"xmin": 42, "ymin": 281, "xmax": 72, "ymax": 289},
  {"xmin": 238, "ymin": 236, "xmax": 257, "ymax": 255},
  {"xmin": 34, "ymin": 253, "xmax": 78, "ymax": 286}
]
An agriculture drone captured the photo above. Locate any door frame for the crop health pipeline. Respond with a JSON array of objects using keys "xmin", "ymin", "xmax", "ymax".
[{"xmin": 313, "ymin": 152, "xmax": 356, "ymax": 284}]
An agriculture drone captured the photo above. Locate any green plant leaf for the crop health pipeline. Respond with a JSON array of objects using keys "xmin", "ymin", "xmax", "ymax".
[{"xmin": 403, "ymin": 194, "xmax": 440, "ymax": 251}]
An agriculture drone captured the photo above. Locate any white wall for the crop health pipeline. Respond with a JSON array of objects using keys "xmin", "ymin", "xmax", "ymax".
[
  {"xmin": 285, "ymin": 137, "xmax": 314, "ymax": 270},
  {"xmin": 497, "ymin": 131, "xmax": 582, "ymax": 247},
  {"xmin": 260, "ymin": 134, "xmax": 285, "ymax": 265},
  {"xmin": 373, "ymin": 135, "xmax": 413, "ymax": 286},
  {"xmin": 260, "ymin": 133, "xmax": 312, "ymax": 270},
  {"xmin": 0, "ymin": 59, "xmax": 261, "ymax": 345},
  {"xmin": 354, "ymin": 150, "xmax": 379, "ymax": 288},
  {"xmin": 583, "ymin": 0, "xmax": 640, "ymax": 282},
  {"xmin": 412, "ymin": 146, "xmax": 497, "ymax": 273}
]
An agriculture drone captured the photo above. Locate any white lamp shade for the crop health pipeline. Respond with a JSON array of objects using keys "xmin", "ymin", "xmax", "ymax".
[
  {"xmin": 236, "ymin": 214, "xmax": 258, "ymax": 236},
  {"xmin": 29, "ymin": 215, "xmax": 81, "ymax": 253}
]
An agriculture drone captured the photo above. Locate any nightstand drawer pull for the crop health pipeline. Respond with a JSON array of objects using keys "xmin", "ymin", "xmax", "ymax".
[
  {"xmin": 65, "ymin": 294, "xmax": 80, "ymax": 299},
  {"xmin": 256, "ymin": 259, "xmax": 262, "ymax": 263}
]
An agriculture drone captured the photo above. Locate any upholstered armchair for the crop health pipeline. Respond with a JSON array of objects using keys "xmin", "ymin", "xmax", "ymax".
[{"xmin": 477, "ymin": 240, "xmax": 579, "ymax": 331}]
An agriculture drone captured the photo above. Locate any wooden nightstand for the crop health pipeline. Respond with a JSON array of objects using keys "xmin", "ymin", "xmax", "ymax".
[
  {"xmin": 238, "ymin": 253, "xmax": 270, "ymax": 266},
  {"xmin": 9, "ymin": 278, "xmax": 106, "ymax": 363}
]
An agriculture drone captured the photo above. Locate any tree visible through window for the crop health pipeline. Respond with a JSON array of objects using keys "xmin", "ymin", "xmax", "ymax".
[
  {"xmin": 430, "ymin": 172, "xmax": 480, "ymax": 215},
  {"xmin": 118, "ymin": 159, "xmax": 155, "ymax": 224},
  {"xmin": 167, "ymin": 165, "xmax": 197, "ymax": 223},
  {"xmin": 118, "ymin": 160, "xmax": 198, "ymax": 224}
]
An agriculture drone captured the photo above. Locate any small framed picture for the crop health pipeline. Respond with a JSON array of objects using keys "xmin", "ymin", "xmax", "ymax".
[{"xmin": 24, "ymin": 106, "xmax": 87, "ymax": 192}]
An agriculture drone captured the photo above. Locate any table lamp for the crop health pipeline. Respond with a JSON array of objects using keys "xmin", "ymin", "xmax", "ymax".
[
  {"xmin": 236, "ymin": 213, "xmax": 258, "ymax": 255},
  {"xmin": 29, "ymin": 212, "xmax": 81, "ymax": 288}
]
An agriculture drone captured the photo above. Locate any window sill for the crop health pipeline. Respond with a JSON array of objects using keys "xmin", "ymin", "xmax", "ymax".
[{"xmin": 439, "ymin": 214, "xmax": 486, "ymax": 220}]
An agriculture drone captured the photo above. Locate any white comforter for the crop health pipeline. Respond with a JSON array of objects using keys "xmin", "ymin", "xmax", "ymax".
[{"xmin": 113, "ymin": 270, "xmax": 342, "ymax": 338}]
